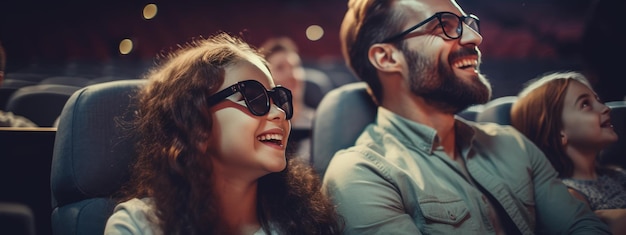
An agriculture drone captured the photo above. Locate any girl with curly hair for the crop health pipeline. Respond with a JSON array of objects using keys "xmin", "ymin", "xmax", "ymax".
[{"xmin": 104, "ymin": 32, "xmax": 343, "ymax": 235}]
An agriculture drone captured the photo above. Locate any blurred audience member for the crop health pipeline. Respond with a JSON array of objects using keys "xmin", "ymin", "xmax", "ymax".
[
  {"xmin": 511, "ymin": 71, "xmax": 626, "ymax": 234},
  {"xmin": 259, "ymin": 37, "xmax": 316, "ymax": 162},
  {"xmin": 0, "ymin": 41, "xmax": 38, "ymax": 127}
]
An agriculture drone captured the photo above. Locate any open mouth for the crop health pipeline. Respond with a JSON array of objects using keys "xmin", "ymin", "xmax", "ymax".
[
  {"xmin": 452, "ymin": 58, "xmax": 478, "ymax": 70},
  {"xmin": 601, "ymin": 119, "xmax": 614, "ymax": 128},
  {"xmin": 257, "ymin": 133, "xmax": 284, "ymax": 146},
  {"xmin": 452, "ymin": 59, "xmax": 478, "ymax": 69}
]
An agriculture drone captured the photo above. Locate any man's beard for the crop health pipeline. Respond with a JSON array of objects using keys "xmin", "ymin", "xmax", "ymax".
[{"xmin": 403, "ymin": 46, "xmax": 491, "ymax": 114}]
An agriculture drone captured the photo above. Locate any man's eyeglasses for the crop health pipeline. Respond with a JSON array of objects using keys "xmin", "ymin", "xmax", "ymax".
[
  {"xmin": 206, "ymin": 80, "xmax": 293, "ymax": 120},
  {"xmin": 381, "ymin": 11, "xmax": 480, "ymax": 43}
]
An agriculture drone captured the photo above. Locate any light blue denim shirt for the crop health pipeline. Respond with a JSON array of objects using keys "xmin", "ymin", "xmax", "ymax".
[{"xmin": 322, "ymin": 107, "xmax": 610, "ymax": 235}]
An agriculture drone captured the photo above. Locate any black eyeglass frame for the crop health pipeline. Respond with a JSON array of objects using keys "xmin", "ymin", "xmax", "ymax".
[
  {"xmin": 206, "ymin": 79, "xmax": 294, "ymax": 120},
  {"xmin": 381, "ymin": 11, "xmax": 480, "ymax": 43}
]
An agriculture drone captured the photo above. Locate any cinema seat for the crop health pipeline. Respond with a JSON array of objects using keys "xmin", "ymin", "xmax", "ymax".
[
  {"xmin": 50, "ymin": 79, "xmax": 146, "ymax": 235},
  {"xmin": 310, "ymin": 82, "xmax": 377, "ymax": 177},
  {"xmin": 4, "ymin": 84, "xmax": 82, "ymax": 127},
  {"xmin": 0, "ymin": 202, "xmax": 36, "ymax": 235},
  {"xmin": 475, "ymin": 96, "xmax": 518, "ymax": 125}
]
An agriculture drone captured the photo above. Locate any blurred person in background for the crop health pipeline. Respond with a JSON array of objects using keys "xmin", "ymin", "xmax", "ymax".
[{"xmin": 259, "ymin": 37, "xmax": 317, "ymax": 163}]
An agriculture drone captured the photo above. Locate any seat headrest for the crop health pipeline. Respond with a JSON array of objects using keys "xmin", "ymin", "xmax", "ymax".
[
  {"xmin": 457, "ymin": 104, "xmax": 484, "ymax": 122},
  {"xmin": 599, "ymin": 101, "xmax": 626, "ymax": 168},
  {"xmin": 475, "ymin": 96, "xmax": 518, "ymax": 125},
  {"xmin": 5, "ymin": 84, "xmax": 82, "ymax": 127},
  {"xmin": 303, "ymin": 68, "xmax": 334, "ymax": 109},
  {"xmin": 311, "ymin": 82, "xmax": 377, "ymax": 176},
  {"xmin": 51, "ymin": 79, "xmax": 146, "ymax": 208},
  {"xmin": 39, "ymin": 76, "xmax": 91, "ymax": 87}
]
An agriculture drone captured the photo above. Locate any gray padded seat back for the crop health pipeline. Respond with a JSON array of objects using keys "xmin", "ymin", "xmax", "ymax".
[
  {"xmin": 50, "ymin": 79, "xmax": 146, "ymax": 235},
  {"xmin": 311, "ymin": 82, "xmax": 377, "ymax": 176},
  {"xmin": 475, "ymin": 96, "xmax": 518, "ymax": 125},
  {"xmin": 0, "ymin": 202, "xmax": 36, "ymax": 235},
  {"xmin": 303, "ymin": 67, "xmax": 334, "ymax": 109},
  {"xmin": 457, "ymin": 104, "xmax": 484, "ymax": 122},
  {"xmin": 0, "ymin": 79, "xmax": 38, "ymax": 110},
  {"xmin": 39, "ymin": 76, "xmax": 91, "ymax": 87},
  {"xmin": 5, "ymin": 84, "xmax": 82, "ymax": 127}
]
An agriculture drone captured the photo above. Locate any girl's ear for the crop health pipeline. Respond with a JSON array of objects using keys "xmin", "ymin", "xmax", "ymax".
[
  {"xmin": 368, "ymin": 43, "xmax": 403, "ymax": 73},
  {"xmin": 560, "ymin": 130, "xmax": 568, "ymax": 146}
]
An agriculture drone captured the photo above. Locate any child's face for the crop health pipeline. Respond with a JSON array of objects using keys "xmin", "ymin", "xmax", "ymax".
[
  {"xmin": 560, "ymin": 80, "xmax": 617, "ymax": 151},
  {"xmin": 208, "ymin": 56, "xmax": 291, "ymax": 180}
]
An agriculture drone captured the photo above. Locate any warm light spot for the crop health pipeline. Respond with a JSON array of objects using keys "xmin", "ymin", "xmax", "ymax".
[
  {"xmin": 119, "ymin": 39, "xmax": 134, "ymax": 55},
  {"xmin": 306, "ymin": 25, "xmax": 324, "ymax": 41},
  {"xmin": 143, "ymin": 4, "xmax": 158, "ymax": 20}
]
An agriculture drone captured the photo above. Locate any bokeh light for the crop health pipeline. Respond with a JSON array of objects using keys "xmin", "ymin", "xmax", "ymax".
[
  {"xmin": 143, "ymin": 4, "xmax": 158, "ymax": 20},
  {"xmin": 306, "ymin": 25, "xmax": 324, "ymax": 41},
  {"xmin": 119, "ymin": 39, "xmax": 134, "ymax": 55}
]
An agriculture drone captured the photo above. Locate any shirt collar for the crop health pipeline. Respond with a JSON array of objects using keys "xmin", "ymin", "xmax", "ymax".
[{"xmin": 376, "ymin": 107, "xmax": 476, "ymax": 154}]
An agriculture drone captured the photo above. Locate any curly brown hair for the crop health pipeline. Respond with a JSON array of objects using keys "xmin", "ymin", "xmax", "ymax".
[{"xmin": 117, "ymin": 32, "xmax": 343, "ymax": 234}]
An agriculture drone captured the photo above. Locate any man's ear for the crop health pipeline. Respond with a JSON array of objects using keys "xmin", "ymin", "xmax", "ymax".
[{"xmin": 368, "ymin": 43, "xmax": 403, "ymax": 73}]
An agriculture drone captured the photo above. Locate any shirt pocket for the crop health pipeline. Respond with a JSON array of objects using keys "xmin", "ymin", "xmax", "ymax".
[{"xmin": 420, "ymin": 197, "xmax": 469, "ymax": 224}]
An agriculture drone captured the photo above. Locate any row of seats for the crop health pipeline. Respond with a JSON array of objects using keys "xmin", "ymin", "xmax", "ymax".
[
  {"xmin": 1, "ymin": 61, "xmax": 355, "ymax": 127},
  {"xmin": 7, "ymin": 77, "xmax": 623, "ymax": 234},
  {"xmin": 1, "ymin": 74, "xmax": 138, "ymax": 127},
  {"xmin": 1, "ymin": 63, "xmax": 350, "ymax": 234},
  {"xmin": 46, "ymin": 79, "xmax": 626, "ymax": 235},
  {"xmin": 1, "ymin": 61, "xmax": 150, "ymax": 234},
  {"xmin": 1, "ymin": 59, "xmax": 155, "ymax": 128}
]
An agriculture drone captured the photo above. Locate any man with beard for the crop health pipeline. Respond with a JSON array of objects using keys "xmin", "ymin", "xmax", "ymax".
[{"xmin": 321, "ymin": 0, "xmax": 611, "ymax": 234}]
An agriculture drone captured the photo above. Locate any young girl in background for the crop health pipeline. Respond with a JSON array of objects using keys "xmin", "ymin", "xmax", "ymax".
[{"xmin": 510, "ymin": 71, "xmax": 626, "ymax": 234}]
